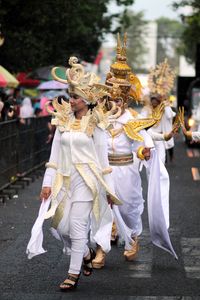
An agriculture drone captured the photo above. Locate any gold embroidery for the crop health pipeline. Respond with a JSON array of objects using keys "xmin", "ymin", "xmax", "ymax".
[
  {"xmin": 123, "ymin": 117, "xmax": 156, "ymax": 141},
  {"xmin": 75, "ymin": 164, "xmax": 100, "ymax": 220}
]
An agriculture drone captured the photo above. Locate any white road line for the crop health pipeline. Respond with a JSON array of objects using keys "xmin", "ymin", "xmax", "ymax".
[
  {"xmin": 128, "ymin": 230, "xmax": 152, "ymax": 278},
  {"xmin": 191, "ymin": 168, "xmax": 200, "ymax": 181},
  {"xmin": 181, "ymin": 237, "xmax": 200, "ymax": 279},
  {"xmin": 187, "ymin": 149, "xmax": 194, "ymax": 157},
  {"xmin": 193, "ymin": 149, "xmax": 200, "ymax": 157}
]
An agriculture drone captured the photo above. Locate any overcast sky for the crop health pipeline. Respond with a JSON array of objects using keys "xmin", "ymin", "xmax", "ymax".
[{"xmin": 108, "ymin": 0, "xmax": 180, "ymax": 20}]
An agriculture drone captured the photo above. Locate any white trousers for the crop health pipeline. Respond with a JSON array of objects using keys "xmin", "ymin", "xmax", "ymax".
[
  {"xmin": 68, "ymin": 201, "xmax": 92, "ymax": 274},
  {"xmin": 111, "ymin": 163, "xmax": 144, "ymax": 238}
]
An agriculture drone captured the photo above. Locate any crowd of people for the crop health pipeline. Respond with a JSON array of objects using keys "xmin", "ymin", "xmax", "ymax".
[
  {"xmin": 0, "ymin": 89, "xmax": 68, "ymax": 123},
  {"xmin": 24, "ymin": 34, "xmax": 200, "ymax": 292}
]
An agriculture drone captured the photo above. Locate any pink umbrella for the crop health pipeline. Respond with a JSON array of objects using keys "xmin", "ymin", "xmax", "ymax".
[{"xmin": 37, "ymin": 80, "xmax": 68, "ymax": 90}]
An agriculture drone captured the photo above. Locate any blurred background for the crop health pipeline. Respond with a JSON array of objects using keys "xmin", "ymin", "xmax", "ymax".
[{"xmin": 0, "ymin": 0, "xmax": 200, "ymax": 193}]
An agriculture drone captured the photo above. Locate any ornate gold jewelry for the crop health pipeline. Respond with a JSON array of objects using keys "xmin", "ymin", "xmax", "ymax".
[
  {"xmin": 164, "ymin": 133, "xmax": 171, "ymax": 141},
  {"xmin": 70, "ymin": 119, "xmax": 81, "ymax": 131},
  {"xmin": 45, "ymin": 98, "xmax": 121, "ymax": 136},
  {"xmin": 137, "ymin": 146, "xmax": 145, "ymax": 160},
  {"xmin": 148, "ymin": 58, "xmax": 176, "ymax": 99}
]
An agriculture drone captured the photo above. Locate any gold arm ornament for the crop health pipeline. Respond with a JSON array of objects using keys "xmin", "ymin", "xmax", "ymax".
[
  {"xmin": 137, "ymin": 146, "xmax": 145, "ymax": 160},
  {"xmin": 123, "ymin": 117, "xmax": 156, "ymax": 141},
  {"xmin": 151, "ymin": 102, "xmax": 165, "ymax": 123}
]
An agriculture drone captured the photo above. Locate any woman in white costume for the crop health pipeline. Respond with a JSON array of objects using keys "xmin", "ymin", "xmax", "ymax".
[
  {"xmin": 92, "ymin": 34, "xmax": 178, "ymax": 269},
  {"xmin": 26, "ymin": 57, "xmax": 121, "ymax": 291},
  {"xmin": 141, "ymin": 59, "xmax": 177, "ymax": 164}
]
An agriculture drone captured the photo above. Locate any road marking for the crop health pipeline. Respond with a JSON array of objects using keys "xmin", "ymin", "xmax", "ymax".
[
  {"xmin": 128, "ymin": 230, "xmax": 152, "ymax": 278},
  {"xmin": 187, "ymin": 149, "xmax": 194, "ymax": 157},
  {"xmin": 193, "ymin": 149, "xmax": 200, "ymax": 157},
  {"xmin": 191, "ymin": 167, "xmax": 200, "ymax": 181},
  {"xmin": 187, "ymin": 149, "xmax": 200, "ymax": 158},
  {"xmin": 181, "ymin": 237, "xmax": 200, "ymax": 279}
]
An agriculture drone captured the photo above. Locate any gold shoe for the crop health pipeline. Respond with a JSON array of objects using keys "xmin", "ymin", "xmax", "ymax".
[
  {"xmin": 92, "ymin": 246, "xmax": 106, "ymax": 269},
  {"xmin": 111, "ymin": 221, "xmax": 118, "ymax": 245},
  {"xmin": 124, "ymin": 237, "xmax": 139, "ymax": 261}
]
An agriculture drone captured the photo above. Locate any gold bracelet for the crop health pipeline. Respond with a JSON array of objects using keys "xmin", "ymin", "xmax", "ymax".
[
  {"xmin": 137, "ymin": 146, "xmax": 145, "ymax": 160},
  {"xmin": 164, "ymin": 133, "xmax": 170, "ymax": 141},
  {"xmin": 186, "ymin": 131, "xmax": 192, "ymax": 140}
]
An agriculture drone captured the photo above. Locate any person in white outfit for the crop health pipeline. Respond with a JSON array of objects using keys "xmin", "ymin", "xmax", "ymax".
[
  {"xmin": 141, "ymin": 59, "xmax": 177, "ymax": 164},
  {"xmin": 19, "ymin": 97, "xmax": 34, "ymax": 119},
  {"xmin": 26, "ymin": 57, "xmax": 121, "ymax": 291},
  {"xmin": 141, "ymin": 94, "xmax": 176, "ymax": 164},
  {"xmin": 92, "ymin": 35, "xmax": 178, "ymax": 269}
]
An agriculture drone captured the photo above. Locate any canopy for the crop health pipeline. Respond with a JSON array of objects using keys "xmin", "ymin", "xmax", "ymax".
[
  {"xmin": 27, "ymin": 66, "xmax": 66, "ymax": 81},
  {"xmin": 0, "ymin": 65, "xmax": 19, "ymax": 88},
  {"xmin": 37, "ymin": 80, "xmax": 68, "ymax": 90},
  {"xmin": 16, "ymin": 72, "xmax": 40, "ymax": 88}
]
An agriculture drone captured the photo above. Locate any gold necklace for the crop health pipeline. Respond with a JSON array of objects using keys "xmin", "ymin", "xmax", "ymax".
[{"xmin": 70, "ymin": 119, "xmax": 81, "ymax": 131}]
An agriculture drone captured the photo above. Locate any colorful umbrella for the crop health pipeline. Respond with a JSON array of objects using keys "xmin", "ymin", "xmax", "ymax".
[
  {"xmin": 27, "ymin": 66, "xmax": 67, "ymax": 81},
  {"xmin": 0, "ymin": 65, "xmax": 19, "ymax": 88},
  {"xmin": 37, "ymin": 80, "xmax": 68, "ymax": 90},
  {"xmin": 16, "ymin": 72, "xmax": 40, "ymax": 88}
]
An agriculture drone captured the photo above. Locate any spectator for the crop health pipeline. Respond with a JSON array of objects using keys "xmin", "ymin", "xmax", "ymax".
[{"xmin": 19, "ymin": 97, "xmax": 34, "ymax": 124}]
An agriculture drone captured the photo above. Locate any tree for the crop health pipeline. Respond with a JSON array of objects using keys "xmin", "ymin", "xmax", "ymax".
[
  {"xmin": 0, "ymin": 0, "xmax": 134, "ymax": 72},
  {"xmin": 156, "ymin": 17, "xmax": 183, "ymax": 70},
  {"xmin": 173, "ymin": 0, "xmax": 200, "ymax": 63},
  {"xmin": 114, "ymin": 9, "xmax": 148, "ymax": 73}
]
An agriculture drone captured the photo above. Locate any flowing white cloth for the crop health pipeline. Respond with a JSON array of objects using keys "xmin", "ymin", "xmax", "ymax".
[
  {"xmin": 26, "ymin": 199, "xmax": 51, "ymax": 259},
  {"xmin": 147, "ymin": 149, "xmax": 177, "ymax": 259}
]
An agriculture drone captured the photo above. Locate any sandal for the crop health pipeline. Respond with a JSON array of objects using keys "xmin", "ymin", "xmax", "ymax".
[
  {"xmin": 59, "ymin": 273, "xmax": 80, "ymax": 291},
  {"xmin": 83, "ymin": 247, "xmax": 96, "ymax": 276}
]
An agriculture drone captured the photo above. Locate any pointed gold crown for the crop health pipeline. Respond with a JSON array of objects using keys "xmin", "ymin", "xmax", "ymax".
[
  {"xmin": 148, "ymin": 58, "xmax": 176, "ymax": 100},
  {"xmin": 52, "ymin": 56, "xmax": 110, "ymax": 104},
  {"xmin": 106, "ymin": 33, "xmax": 142, "ymax": 103}
]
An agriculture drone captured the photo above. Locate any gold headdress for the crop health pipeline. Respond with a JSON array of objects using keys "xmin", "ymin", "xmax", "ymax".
[
  {"xmin": 148, "ymin": 58, "xmax": 176, "ymax": 100},
  {"xmin": 106, "ymin": 33, "xmax": 142, "ymax": 103},
  {"xmin": 52, "ymin": 56, "xmax": 110, "ymax": 104}
]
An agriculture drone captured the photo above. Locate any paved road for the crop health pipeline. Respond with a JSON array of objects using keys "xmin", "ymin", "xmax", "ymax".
[{"xmin": 0, "ymin": 136, "xmax": 200, "ymax": 300}]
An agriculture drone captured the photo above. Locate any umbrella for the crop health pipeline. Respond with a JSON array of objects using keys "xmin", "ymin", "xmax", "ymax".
[
  {"xmin": 27, "ymin": 66, "xmax": 67, "ymax": 81},
  {"xmin": 16, "ymin": 72, "xmax": 40, "ymax": 88},
  {"xmin": 42, "ymin": 90, "xmax": 69, "ymax": 99},
  {"xmin": 0, "ymin": 65, "xmax": 19, "ymax": 88},
  {"xmin": 37, "ymin": 80, "xmax": 68, "ymax": 90}
]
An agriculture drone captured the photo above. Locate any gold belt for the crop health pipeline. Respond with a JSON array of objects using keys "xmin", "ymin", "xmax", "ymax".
[{"xmin": 108, "ymin": 153, "xmax": 133, "ymax": 166}]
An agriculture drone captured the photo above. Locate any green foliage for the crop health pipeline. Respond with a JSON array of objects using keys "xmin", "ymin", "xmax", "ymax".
[
  {"xmin": 0, "ymin": 0, "xmax": 134, "ymax": 72},
  {"xmin": 173, "ymin": 0, "xmax": 200, "ymax": 63},
  {"xmin": 156, "ymin": 17, "xmax": 183, "ymax": 69}
]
